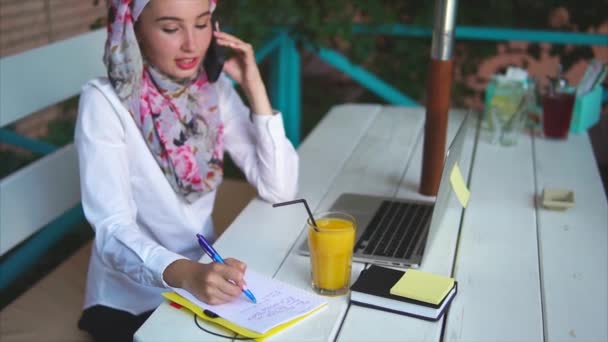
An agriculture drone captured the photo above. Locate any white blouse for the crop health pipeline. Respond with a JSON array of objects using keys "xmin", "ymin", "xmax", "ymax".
[{"xmin": 75, "ymin": 74, "xmax": 299, "ymax": 314}]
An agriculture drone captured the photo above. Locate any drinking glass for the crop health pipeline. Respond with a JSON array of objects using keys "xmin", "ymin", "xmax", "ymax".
[
  {"xmin": 307, "ymin": 212, "xmax": 356, "ymax": 296},
  {"xmin": 486, "ymin": 80, "xmax": 527, "ymax": 146},
  {"xmin": 542, "ymin": 90, "xmax": 576, "ymax": 139}
]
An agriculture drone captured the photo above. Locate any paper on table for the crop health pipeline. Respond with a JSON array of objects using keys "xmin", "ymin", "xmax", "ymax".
[
  {"xmin": 174, "ymin": 270, "xmax": 327, "ymax": 335},
  {"xmin": 449, "ymin": 162, "xmax": 470, "ymax": 208}
]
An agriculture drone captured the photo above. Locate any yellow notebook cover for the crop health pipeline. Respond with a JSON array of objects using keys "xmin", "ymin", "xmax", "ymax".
[
  {"xmin": 389, "ymin": 269, "xmax": 455, "ymax": 305},
  {"xmin": 161, "ymin": 270, "xmax": 328, "ymax": 341},
  {"xmin": 163, "ymin": 292, "xmax": 326, "ymax": 341}
]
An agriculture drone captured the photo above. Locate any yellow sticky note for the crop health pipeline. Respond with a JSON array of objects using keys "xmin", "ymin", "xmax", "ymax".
[
  {"xmin": 450, "ymin": 162, "xmax": 470, "ymax": 208},
  {"xmin": 389, "ymin": 269, "xmax": 455, "ymax": 305}
]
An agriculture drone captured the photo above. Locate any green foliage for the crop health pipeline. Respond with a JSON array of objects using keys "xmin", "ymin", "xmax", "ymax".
[{"xmin": 225, "ymin": 1, "xmax": 425, "ymax": 42}]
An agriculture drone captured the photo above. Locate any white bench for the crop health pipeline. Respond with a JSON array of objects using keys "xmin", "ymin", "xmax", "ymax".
[
  {"xmin": 0, "ymin": 28, "xmax": 106, "ymax": 288},
  {"xmin": 0, "ymin": 28, "xmax": 106, "ymax": 342},
  {"xmin": 0, "ymin": 29, "xmax": 257, "ymax": 341}
]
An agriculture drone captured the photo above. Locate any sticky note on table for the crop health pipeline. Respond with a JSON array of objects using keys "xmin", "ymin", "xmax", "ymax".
[
  {"xmin": 389, "ymin": 269, "xmax": 455, "ymax": 305},
  {"xmin": 450, "ymin": 162, "xmax": 470, "ymax": 208}
]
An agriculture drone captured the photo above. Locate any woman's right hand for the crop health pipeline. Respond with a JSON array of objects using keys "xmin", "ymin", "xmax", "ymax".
[{"xmin": 163, "ymin": 258, "xmax": 247, "ymax": 305}]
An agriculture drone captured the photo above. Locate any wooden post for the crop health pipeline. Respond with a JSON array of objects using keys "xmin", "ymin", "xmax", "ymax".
[{"xmin": 419, "ymin": 0, "xmax": 458, "ymax": 196}]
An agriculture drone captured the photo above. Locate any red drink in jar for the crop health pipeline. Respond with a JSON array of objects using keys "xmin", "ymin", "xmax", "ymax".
[{"xmin": 542, "ymin": 92, "xmax": 575, "ymax": 139}]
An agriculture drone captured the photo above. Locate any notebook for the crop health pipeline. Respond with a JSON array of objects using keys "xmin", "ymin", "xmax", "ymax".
[
  {"xmin": 163, "ymin": 270, "xmax": 328, "ymax": 340},
  {"xmin": 350, "ymin": 265, "xmax": 457, "ymax": 321},
  {"xmin": 296, "ymin": 112, "xmax": 471, "ymax": 268}
]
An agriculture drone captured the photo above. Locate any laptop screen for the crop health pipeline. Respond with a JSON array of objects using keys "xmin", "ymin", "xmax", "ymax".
[{"xmin": 426, "ymin": 111, "xmax": 471, "ymax": 238}]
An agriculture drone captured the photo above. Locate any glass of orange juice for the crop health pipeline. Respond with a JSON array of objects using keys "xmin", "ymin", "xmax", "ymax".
[{"xmin": 307, "ymin": 212, "xmax": 356, "ymax": 296}]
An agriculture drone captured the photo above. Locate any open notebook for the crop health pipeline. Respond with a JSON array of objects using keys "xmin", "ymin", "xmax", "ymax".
[{"xmin": 163, "ymin": 270, "xmax": 328, "ymax": 340}]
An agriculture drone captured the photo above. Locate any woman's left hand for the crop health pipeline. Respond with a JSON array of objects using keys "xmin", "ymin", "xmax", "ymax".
[
  {"xmin": 213, "ymin": 30, "xmax": 273, "ymax": 115},
  {"xmin": 213, "ymin": 31, "xmax": 258, "ymax": 87}
]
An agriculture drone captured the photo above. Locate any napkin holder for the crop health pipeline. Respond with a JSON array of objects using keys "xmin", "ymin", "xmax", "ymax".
[{"xmin": 570, "ymin": 85, "xmax": 602, "ymax": 134}]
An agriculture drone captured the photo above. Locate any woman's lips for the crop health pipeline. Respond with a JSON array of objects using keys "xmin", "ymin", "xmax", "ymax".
[{"xmin": 175, "ymin": 57, "xmax": 199, "ymax": 70}]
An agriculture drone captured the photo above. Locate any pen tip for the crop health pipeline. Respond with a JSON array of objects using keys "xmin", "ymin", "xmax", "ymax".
[{"xmin": 245, "ymin": 291, "xmax": 257, "ymax": 303}]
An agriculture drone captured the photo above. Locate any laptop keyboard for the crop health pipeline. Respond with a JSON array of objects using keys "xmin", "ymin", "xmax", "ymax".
[{"xmin": 354, "ymin": 200, "xmax": 433, "ymax": 260}]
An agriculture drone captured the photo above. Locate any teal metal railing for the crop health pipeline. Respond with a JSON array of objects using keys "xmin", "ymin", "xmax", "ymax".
[
  {"xmin": 312, "ymin": 45, "xmax": 418, "ymax": 107},
  {"xmin": 354, "ymin": 24, "xmax": 608, "ymax": 46},
  {"xmin": 268, "ymin": 30, "xmax": 302, "ymax": 144},
  {"xmin": 0, "ymin": 128, "xmax": 58, "ymax": 155}
]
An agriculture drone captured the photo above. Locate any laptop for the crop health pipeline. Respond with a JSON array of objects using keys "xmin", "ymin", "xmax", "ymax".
[{"xmin": 295, "ymin": 112, "xmax": 470, "ymax": 268}]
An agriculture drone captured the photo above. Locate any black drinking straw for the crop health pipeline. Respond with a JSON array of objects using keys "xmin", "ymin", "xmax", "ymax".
[{"xmin": 272, "ymin": 199, "xmax": 318, "ymax": 231}]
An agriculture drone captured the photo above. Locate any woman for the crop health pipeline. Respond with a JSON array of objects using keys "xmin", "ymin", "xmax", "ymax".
[{"xmin": 75, "ymin": 0, "xmax": 298, "ymax": 340}]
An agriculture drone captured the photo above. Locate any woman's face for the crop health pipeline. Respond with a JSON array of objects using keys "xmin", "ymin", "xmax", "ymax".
[{"xmin": 136, "ymin": 0, "xmax": 212, "ymax": 80}]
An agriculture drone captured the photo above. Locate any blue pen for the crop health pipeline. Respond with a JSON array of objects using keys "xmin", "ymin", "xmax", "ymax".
[{"xmin": 196, "ymin": 234, "xmax": 257, "ymax": 303}]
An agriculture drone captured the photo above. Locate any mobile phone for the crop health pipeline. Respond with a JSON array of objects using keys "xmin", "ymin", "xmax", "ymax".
[{"xmin": 203, "ymin": 22, "xmax": 226, "ymax": 83}]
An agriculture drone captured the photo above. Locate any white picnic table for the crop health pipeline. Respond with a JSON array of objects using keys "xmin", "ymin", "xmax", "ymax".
[{"xmin": 135, "ymin": 105, "xmax": 607, "ymax": 341}]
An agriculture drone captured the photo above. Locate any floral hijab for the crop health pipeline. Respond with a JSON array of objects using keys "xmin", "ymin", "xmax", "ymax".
[{"xmin": 105, "ymin": 0, "xmax": 221, "ymax": 203}]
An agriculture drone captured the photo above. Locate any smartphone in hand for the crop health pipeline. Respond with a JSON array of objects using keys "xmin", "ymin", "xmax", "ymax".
[{"xmin": 203, "ymin": 21, "xmax": 226, "ymax": 83}]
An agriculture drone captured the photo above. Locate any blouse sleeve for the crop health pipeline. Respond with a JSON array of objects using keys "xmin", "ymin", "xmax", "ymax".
[
  {"xmin": 74, "ymin": 83, "xmax": 184, "ymax": 288},
  {"xmin": 216, "ymin": 74, "xmax": 299, "ymax": 203}
]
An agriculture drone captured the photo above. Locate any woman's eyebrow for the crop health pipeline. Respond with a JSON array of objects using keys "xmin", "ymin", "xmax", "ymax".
[{"xmin": 155, "ymin": 11, "xmax": 211, "ymax": 22}]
